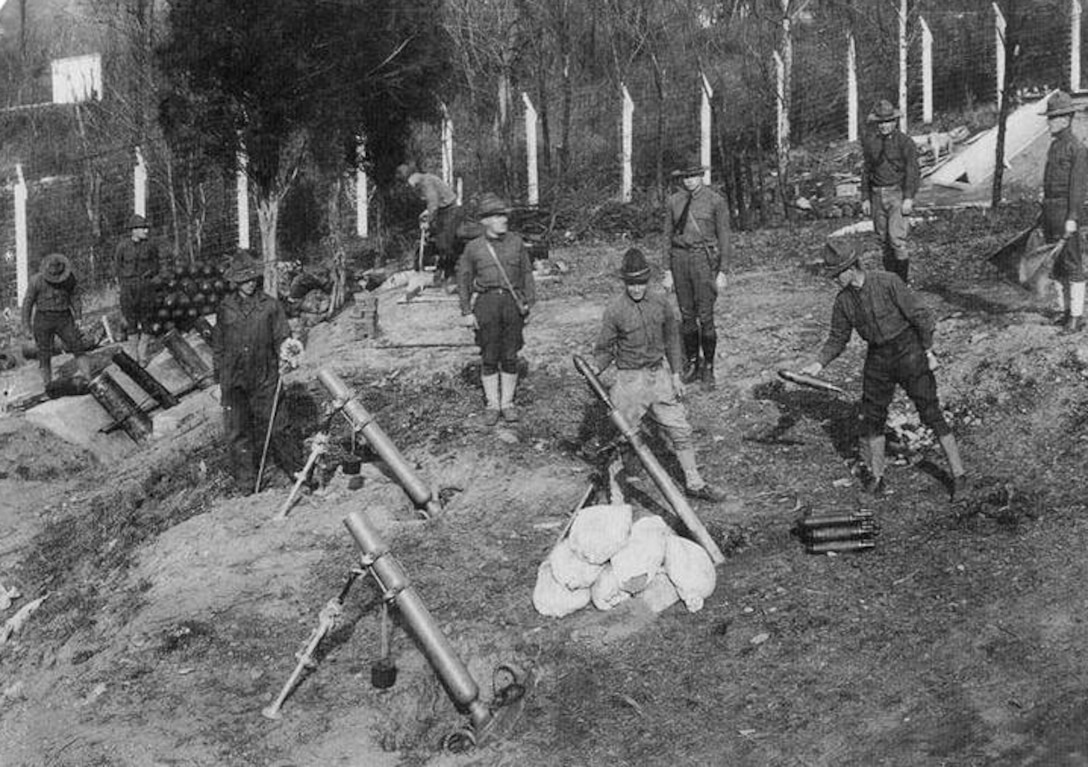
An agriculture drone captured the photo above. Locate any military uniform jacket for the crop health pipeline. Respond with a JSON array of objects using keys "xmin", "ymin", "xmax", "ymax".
[
  {"xmin": 409, "ymin": 172, "xmax": 458, "ymax": 218},
  {"xmin": 860, "ymin": 129, "xmax": 920, "ymax": 199},
  {"xmin": 593, "ymin": 290, "xmax": 683, "ymax": 374},
  {"xmin": 664, "ymin": 186, "xmax": 731, "ymax": 270},
  {"xmin": 22, "ymin": 273, "xmax": 81, "ymax": 327},
  {"xmin": 457, "ymin": 233, "xmax": 536, "ymax": 316},
  {"xmin": 1043, "ymin": 127, "xmax": 1088, "ymax": 222},
  {"xmin": 211, "ymin": 292, "xmax": 289, "ymax": 391},
  {"xmin": 115, "ymin": 238, "xmax": 160, "ymax": 282}
]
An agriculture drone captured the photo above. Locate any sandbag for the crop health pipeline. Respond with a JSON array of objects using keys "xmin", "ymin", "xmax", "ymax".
[
  {"xmin": 547, "ymin": 539, "xmax": 604, "ymax": 591},
  {"xmin": 532, "ymin": 561, "xmax": 591, "ymax": 618},
  {"xmin": 638, "ymin": 571, "xmax": 681, "ymax": 614},
  {"xmin": 590, "ymin": 563, "xmax": 630, "ymax": 612},
  {"xmin": 568, "ymin": 504, "xmax": 632, "ymax": 565},
  {"xmin": 664, "ymin": 536, "xmax": 717, "ymax": 613},
  {"xmin": 610, "ymin": 515, "xmax": 670, "ymax": 594}
]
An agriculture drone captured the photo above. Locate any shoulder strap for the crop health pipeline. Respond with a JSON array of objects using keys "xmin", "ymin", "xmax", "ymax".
[{"xmin": 484, "ymin": 239, "xmax": 521, "ymax": 300}]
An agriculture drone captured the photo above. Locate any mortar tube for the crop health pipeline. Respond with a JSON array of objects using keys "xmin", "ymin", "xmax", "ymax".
[
  {"xmin": 112, "ymin": 350, "xmax": 179, "ymax": 409},
  {"xmin": 161, "ymin": 330, "xmax": 212, "ymax": 387},
  {"xmin": 318, "ymin": 369, "xmax": 440, "ymax": 516},
  {"xmin": 572, "ymin": 355, "xmax": 725, "ymax": 565},
  {"xmin": 88, "ymin": 371, "xmax": 153, "ymax": 443},
  {"xmin": 344, "ymin": 511, "xmax": 491, "ymax": 730}
]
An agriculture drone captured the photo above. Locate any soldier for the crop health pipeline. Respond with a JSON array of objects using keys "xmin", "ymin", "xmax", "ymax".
[
  {"xmin": 114, "ymin": 214, "xmax": 161, "ymax": 366},
  {"xmin": 397, "ymin": 162, "xmax": 464, "ymax": 288},
  {"xmin": 800, "ymin": 240, "xmax": 966, "ymax": 500},
  {"xmin": 860, "ymin": 99, "xmax": 920, "ymax": 284},
  {"xmin": 457, "ymin": 192, "xmax": 535, "ymax": 425},
  {"xmin": 21, "ymin": 252, "xmax": 91, "ymax": 389},
  {"xmin": 211, "ymin": 253, "xmax": 304, "ymax": 494},
  {"xmin": 593, "ymin": 248, "xmax": 724, "ymax": 502},
  {"xmin": 1039, "ymin": 90, "xmax": 1088, "ymax": 333},
  {"xmin": 663, "ymin": 155, "xmax": 731, "ymax": 389}
]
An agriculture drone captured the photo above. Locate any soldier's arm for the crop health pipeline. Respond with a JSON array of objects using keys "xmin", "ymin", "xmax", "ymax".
[
  {"xmin": 816, "ymin": 296, "xmax": 853, "ymax": 367},
  {"xmin": 893, "ymin": 279, "xmax": 935, "ymax": 348},
  {"xmin": 456, "ymin": 245, "xmax": 475, "ymax": 315},
  {"xmin": 663, "ymin": 298, "xmax": 683, "ymax": 372},
  {"xmin": 592, "ymin": 304, "xmax": 618, "ymax": 373},
  {"xmin": 70, "ymin": 279, "xmax": 83, "ymax": 322},
  {"xmin": 518, "ymin": 238, "xmax": 536, "ymax": 307},
  {"xmin": 714, "ymin": 195, "xmax": 731, "ymax": 270},
  {"xmin": 1067, "ymin": 142, "xmax": 1088, "ymax": 224},
  {"xmin": 21, "ymin": 278, "xmax": 37, "ymax": 329}
]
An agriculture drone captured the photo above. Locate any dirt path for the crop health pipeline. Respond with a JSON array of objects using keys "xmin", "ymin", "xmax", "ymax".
[{"xmin": 3, "ymin": 206, "xmax": 1088, "ymax": 765}]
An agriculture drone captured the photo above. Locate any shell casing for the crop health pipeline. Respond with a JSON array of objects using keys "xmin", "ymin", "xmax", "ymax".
[{"xmin": 805, "ymin": 539, "xmax": 876, "ymax": 554}]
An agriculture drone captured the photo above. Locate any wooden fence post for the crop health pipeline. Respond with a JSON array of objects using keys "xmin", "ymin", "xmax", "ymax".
[
  {"xmin": 522, "ymin": 91, "xmax": 539, "ymax": 206},
  {"xmin": 700, "ymin": 73, "xmax": 714, "ymax": 185},
  {"xmin": 236, "ymin": 147, "xmax": 250, "ymax": 250},
  {"xmin": 994, "ymin": 2, "xmax": 1006, "ymax": 108},
  {"xmin": 621, "ymin": 83, "xmax": 633, "ymax": 203},
  {"xmin": 899, "ymin": 0, "xmax": 908, "ymax": 132},
  {"xmin": 441, "ymin": 102, "xmax": 454, "ymax": 188},
  {"xmin": 847, "ymin": 33, "xmax": 858, "ymax": 142},
  {"xmin": 921, "ymin": 17, "xmax": 934, "ymax": 124},
  {"xmin": 15, "ymin": 165, "xmax": 27, "ymax": 307},
  {"xmin": 134, "ymin": 146, "xmax": 147, "ymax": 218},
  {"xmin": 1072, "ymin": 0, "xmax": 1082, "ymax": 92}
]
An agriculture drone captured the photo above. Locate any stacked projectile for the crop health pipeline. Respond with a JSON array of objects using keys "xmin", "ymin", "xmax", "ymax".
[
  {"xmin": 146, "ymin": 261, "xmax": 228, "ymax": 336},
  {"xmin": 794, "ymin": 511, "xmax": 878, "ymax": 554}
]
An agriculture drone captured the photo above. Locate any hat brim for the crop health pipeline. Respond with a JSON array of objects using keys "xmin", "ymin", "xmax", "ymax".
[
  {"xmin": 43, "ymin": 266, "xmax": 72, "ymax": 284},
  {"xmin": 478, "ymin": 208, "xmax": 511, "ymax": 218},
  {"xmin": 1042, "ymin": 106, "xmax": 1076, "ymax": 117},
  {"xmin": 867, "ymin": 111, "xmax": 900, "ymax": 123},
  {"xmin": 672, "ymin": 166, "xmax": 707, "ymax": 179},
  {"xmin": 620, "ymin": 268, "xmax": 651, "ymax": 283},
  {"xmin": 822, "ymin": 255, "xmax": 859, "ymax": 278},
  {"xmin": 226, "ymin": 268, "xmax": 261, "ymax": 284}
]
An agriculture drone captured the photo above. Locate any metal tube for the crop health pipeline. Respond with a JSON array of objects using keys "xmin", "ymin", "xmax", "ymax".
[
  {"xmin": 572, "ymin": 355, "xmax": 725, "ymax": 565},
  {"xmin": 801, "ymin": 524, "xmax": 876, "ymax": 543},
  {"xmin": 161, "ymin": 329, "xmax": 212, "ymax": 387},
  {"xmin": 344, "ymin": 511, "xmax": 491, "ymax": 729},
  {"xmin": 796, "ymin": 512, "xmax": 874, "ymax": 529},
  {"xmin": 319, "ymin": 369, "xmax": 439, "ymax": 516},
  {"xmin": 112, "ymin": 350, "xmax": 178, "ymax": 409},
  {"xmin": 88, "ymin": 371, "xmax": 152, "ymax": 443},
  {"xmin": 806, "ymin": 539, "xmax": 876, "ymax": 554}
]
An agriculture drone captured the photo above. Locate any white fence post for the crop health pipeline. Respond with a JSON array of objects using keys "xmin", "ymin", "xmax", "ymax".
[
  {"xmin": 774, "ymin": 52, "xmax": 787, "ymax": 173},
  {"xmin": 355, "ymin": 142, "xmax": 369, "ymax": 239},
  {"xmin": 522, "ymin": 91, "xmax": 539, "ymax": 206},
  {"xmin": 134, "ymin": 146, "xmax": 147, "ymax": 218},
  {"xmin": 455, "ymin": 177, "xmax": 463, "ymax": 206},
  {"xmin": 994, "ymin": 2, "xmax": 1006, "ymax": 107},
  {"xmin": 236, "ymin": 148, "xmax": 250, "ymax": 250},
  {"xmin": 921, "ymin": 17, "xmax": 934, "ymax": 124},
  {"xmin": 14, "ymin": 165, "xmax": 28, "ymax": 307},
  {"xmin": 621, "ymin": 83, "xmax": 633, "ymax": 203},
  {"xmin": 899, "ymin": 0, "xmax": 908, "ymax": 132},
  {"xmin": 700, "ymin": 73, "xmax": 713, "ymax": 185},
  {"xmin": 1072, "ymin": 0, "xmax": 1082, "ymax": 92},
  {"xmin": 847, "ymin": 33, "xmax": 858, "ymax": 142},
  {"xmin": 441, "ymin": 102, "xmax": 454, "ymax": 188}
]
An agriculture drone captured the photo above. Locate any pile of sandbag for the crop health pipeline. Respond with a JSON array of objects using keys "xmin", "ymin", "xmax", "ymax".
[{"xmin": 533, "ymin": 504, "xmax": 716, "ymax": 619}]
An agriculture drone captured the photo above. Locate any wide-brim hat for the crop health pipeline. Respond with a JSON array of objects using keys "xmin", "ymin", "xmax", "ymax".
[
  {"xmin": 224, "ymin": 254, "xmax": 262, "ymax": 284},
  {"xmin": 128, "ymin": 214, "xmax": 148, "ymax": 229},
  {"xmin": 620, "ymin": 247, "xmax": 651, "ymax": 283},
  {"xmin": 477, "ymin": 192, "xmax": 511, "ymax": 218},
  {"xmin": 41, "ymin": 252, "xmax": 72, "ymax": 284},
  {"xmin": 821, "ymin": 240, "xmax": 861, "ymax": 278},
  {"xmin": 671, "ymin": 153, "xmax": 708, "ymax": 179},
  {"xmin": 867, "ymin": 99, "xmax": 900, "ymax": 123},
  {"xmin": 1042, "ymin": 90, "xmax": 1076, "ymax": 117}
]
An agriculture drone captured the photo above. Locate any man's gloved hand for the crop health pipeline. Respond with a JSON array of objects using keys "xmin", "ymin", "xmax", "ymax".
[
  {"xmin": 799, "ymin": 361, "xmax": 823, "ymax": 377},
  {"xmin": 1065, "ymin": 219, "xmax": 1078, "ymax": 236},
  {"xmin": 662, "ymin": 271, "xmax": 675, "ymax": 293},
  {"xmin": 461, "ymin": 314, "xmax": 477, "ymax": 330},
  {"xmin": 901, "ymin": 198, "xmax": 914, "ymax": 216},
  {"xmin": 925, "ymin": 349, "xmax": 940, "ymax": 372},
  {"xmin": 715, "ymin": 272, "xmax": 728, "ymax": 293},
  {"xmin": 279, "ymin": 338, "xmax": 304, "ymax": 370},
  {"xmin": 861, "ymin": 199, "xmax": 872, "ymax": 217}
]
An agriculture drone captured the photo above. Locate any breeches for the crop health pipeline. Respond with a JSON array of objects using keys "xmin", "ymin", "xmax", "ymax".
[
  {"xmin": 611, "ymin": 365, "xmax": 694, "ymax": 452},
  {"xmin": 474, "ymin": 291, "xmax": 524, "ymax": 374},
  {"xmin": 871, "ymin": 186, "xmax": 909, "ymax": 263},
  {"xmin": 33, "ymin": 310, "xmax": 88, "ymax": 359},
  {"xmin": 670, "ymin": 248, "xmax": 718, "ymax": 334},
  {"xmin": 119, "ymin": 279, "xmax": 152, "ymax": 329},
  {"xmin": 860, "ymin": 331, "xmax": 948, "ymax": 437},
  {"xmin": 1043, "ymin": 199, "xmax": 1085, "ymax": 281},
  {"xmin": 221, "ymin": 378, "xmax": 301, "ymax": 483},
  {"xmin": 434, "ymin": 205, "xmax": 465, "ymax": 275}
]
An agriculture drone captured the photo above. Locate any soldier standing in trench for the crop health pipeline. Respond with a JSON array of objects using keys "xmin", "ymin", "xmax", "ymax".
[
  {"xmin": 663, "ymin": 155, "xmax": 731, "ymax": 390},
  {"xmin": 21, "ymin": 252, "xmax": 92, "ymax": 389},
  {"xmin": 114, "ymin": 214, "xmax": 161, "ymax": 366},
  {"xmin": 457, "ymin": 192, "xmax": 535, "ymax": 426},
  {"xmin": 800, "ymin": 240, "xmax": 967, "ymax": 500},
  {"xmin": 593, "ymin": 248, "xmax": 724, "ymax": 503},
  {"xmin": 211, "ymin": 253, "xmax": 304, "ymax": 495},
  {"xmin": 1039, "ymin": 90, "xmax": 1088, "ymax": 334},
  {"xmin": 860, "ymin": 99, "xmax": 920, "ymax": 285}
]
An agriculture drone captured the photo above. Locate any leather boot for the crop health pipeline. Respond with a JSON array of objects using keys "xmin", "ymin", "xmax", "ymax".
[
  {"xmin": 481, "ymin": 373, "xmax": 501, "ymax": 426},
  {"xmin": 499, "ymin": 372, "xmax": 519, "ymax": 422},
  {"xmin": 1062, "ymin": 316, "xmax": 1084, "ymax": 335},
  {"xmin": 681, "ymin": 331, "xmax": 701, "ymax": 384},
  {"xmin": 38, "ymin": 356, "xmax": 52, "ymax": 390},
  {"xmin": 699, "ymin": 331, "xmax": 717, "ymax": 389}
]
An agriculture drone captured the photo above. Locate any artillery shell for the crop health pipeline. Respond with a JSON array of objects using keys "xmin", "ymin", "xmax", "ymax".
[
  {"xmin": 802, "ymin": 524, "xmax": 877, "ymax": 542},
  {"xmin": 797, "ymin": 512, "xmax": 875, "ymax": 529},
  {"xmin": 805, "ymin": 539, "xmax": 876, "ymax": 554}
]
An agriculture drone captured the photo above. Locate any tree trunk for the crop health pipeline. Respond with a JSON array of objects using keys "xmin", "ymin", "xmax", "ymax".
[
  {"xmin": 256, "ymin": 194, "xmax": 281, "ymax": 297},
  {"xmin": 992, "ymin": 0, "xmax": 1021, "ymax": 209}
]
